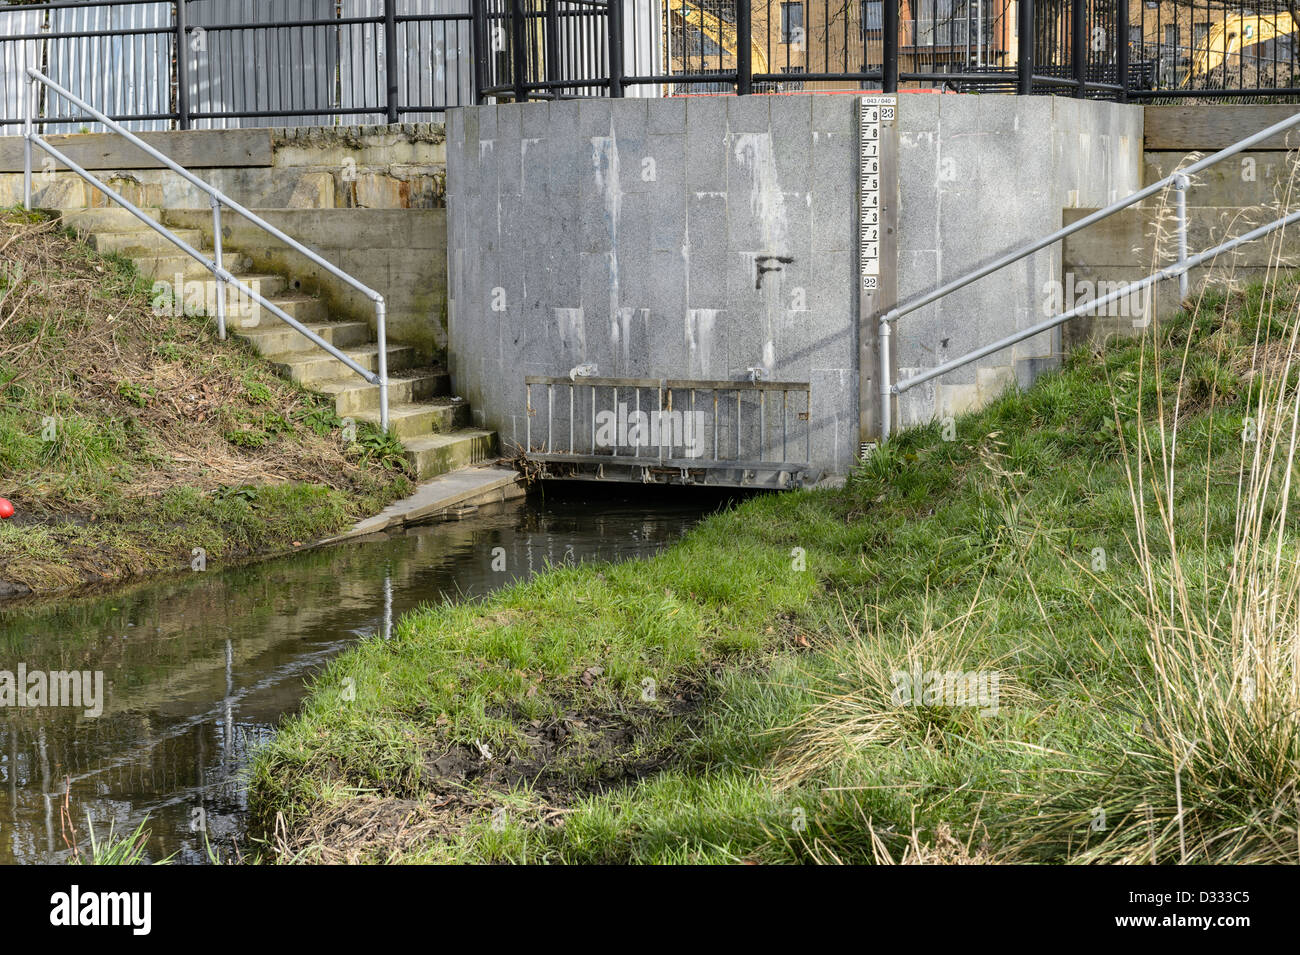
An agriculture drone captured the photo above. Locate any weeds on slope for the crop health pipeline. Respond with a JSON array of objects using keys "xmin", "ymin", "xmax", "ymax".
[{"xmin": 0, "ymin": 208, "xmax": 411, "ymax": 594}]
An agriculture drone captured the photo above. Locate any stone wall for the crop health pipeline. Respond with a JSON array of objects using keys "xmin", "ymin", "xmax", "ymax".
[
  {"xmin": 164, "ymin": 208, "xmax": 447, "ymax": 364},
  {"xmin": 1060, "ymin": 105, "xmax": 1300, "ymax": 351},
  {"xmin": 0, "ymin": 123, "xmax": 447, "ymax": 211}
]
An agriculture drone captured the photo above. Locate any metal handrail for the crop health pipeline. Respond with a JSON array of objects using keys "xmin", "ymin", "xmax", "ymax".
[
  {"xmin": 19, "ymin": 68, "xmax": 390, "ymax": 431},
  {"xmin": 878, "ymin": 106, "xmax": 1300, "ymax": 441}
]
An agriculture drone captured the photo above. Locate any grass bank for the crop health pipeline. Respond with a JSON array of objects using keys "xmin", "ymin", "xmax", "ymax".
[
  {"xmin": 251, "ymin": 268, "xmax": 1300, "ymax": 864},
  {"xmin": 0, "ymin": 208, "xmax": 411, "ymax": 598}
]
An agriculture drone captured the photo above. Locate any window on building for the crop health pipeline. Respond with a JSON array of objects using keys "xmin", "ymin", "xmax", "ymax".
[
  {"xmin": 909, "ymin": 0, "xmax": 974, "ymax": 48},
  {"xmin": 1193, "ymin": 22, "xmax": 1211, "ymax": 46},
  {"xmin": 1129, "ymin": 25, "xmax": 1142, "ymax": 48},
  {"xmin": 781, "ymin": 2, "xmax": 805, "ymax": 45},
  {"xmin": 861, "ymin": 0, "xmax": 883, "ymax": 39}
]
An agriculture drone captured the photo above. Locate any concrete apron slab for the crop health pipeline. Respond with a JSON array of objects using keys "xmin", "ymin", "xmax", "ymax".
[{"xmin": 321, "ymin": 466, "xmax": 527, "ymax": 544}]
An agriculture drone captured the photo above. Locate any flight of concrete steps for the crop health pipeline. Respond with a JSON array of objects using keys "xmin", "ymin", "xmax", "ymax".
[{"xmin": 55, "ymin": 207, "xmax": 495, "ymax": 480}]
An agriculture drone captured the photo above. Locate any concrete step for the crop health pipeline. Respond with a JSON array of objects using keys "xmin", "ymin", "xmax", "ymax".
[
  {"xmin": 59, "ymin": 207, "xmax": 161, "ymax": 234},
  {"xmin": 317, "ymin": 369, "xmax": 450, "ymax": 416},
  {"xmin": 234, "ymin": 320, "xmax": 372, "ymax": 356},
  {"xmin": 92, "ymin": 228, "xmax": 205, "ymax": 257},
  {"xmin": 226, "ymin": 272, "xmax": 290, "ymax": 301},
  {"xmin": 147, "ymin": 272, "xmax": 291, "ymax": 319},
  {"xmin": 269, "ymin": 344, "xmax": 419, "ymax": 386},
  {"xmin": 353, "ymin": 398, "xmax": 469, "ymax": 440},
  {"xmin": 337, "ymin": 467, "xmax": 526, "ymax": 540},
  {"xmin": 403, "ymin": 429, "xmax": 498, "ymax": 480},
  {"xmin": 228, "ymin": 292, "xmax": 329, "ymax": 330},
  {"xmin": 131, "ymin": 253, "xmax": 251, "ymax": 281},
  {"xmin": 166, "ymin": 272, "xmax": 292, "ymax": 302}
]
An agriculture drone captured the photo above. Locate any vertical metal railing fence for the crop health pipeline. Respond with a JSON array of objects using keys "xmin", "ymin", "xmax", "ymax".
[
  {"xmin": 523, "ymin": 375, "xmax": 816, "ymax": 486},
  {"xmin": 5, "ymin": 1, "xmax": 1300, "ymax": 134},
  {"xmin": 477, "ymin": 0, "xmax": 1300, "ymax": 102},
  {"xmin": 1, "ymin": 0, "xmax": 475, "ymax": 134}
]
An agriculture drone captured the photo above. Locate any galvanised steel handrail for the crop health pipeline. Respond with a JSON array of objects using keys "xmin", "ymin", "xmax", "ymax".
[
  {"xmin": 878, "ymin": 106, "xmax": 1300, "ymax": 442},
  {"xmin": 21, "ymin": 67, "xmax": 390, "ymax": 431}
]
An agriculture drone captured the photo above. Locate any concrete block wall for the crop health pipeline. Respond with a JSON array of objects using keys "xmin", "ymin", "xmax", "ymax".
[
  {"xmin": 1060, "ymin": 105, "xmax": 1300, "ymax": 352},
  {"xmin": 892, "ymin": 95, "xmax": 1144, "ymax": 426},
  {"xmin": 0, "ymin": 123, "xmax": 452, "ymax": 360},
  {"xmin": 1061, "ymin": 203, "xmax": 1300, "ymax": 351},
  {"xmin": 0, "ymin": 123, "xmax": 446, "ymax": 211},
  {"xmin": 447, "ymin": 93, "xmax": 1144, "ymax": 475},
  {"xmin": 447, "ymin": 95, "xmax": 856, "ymax": 473},
  {"xmin": 163, "ymin": 208, "xmax": 448, "ymax": 363}
]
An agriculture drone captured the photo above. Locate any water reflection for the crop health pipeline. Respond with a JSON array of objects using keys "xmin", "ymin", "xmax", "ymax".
[{"xmin": 0, "ymin": 490, "xmax": 722, "ymax": 864}]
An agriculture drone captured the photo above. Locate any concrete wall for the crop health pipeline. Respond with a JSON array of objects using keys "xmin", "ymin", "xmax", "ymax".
[
  {"xmin": 892, "ymin": 96, "xmax": 1143, "ymax": 427},
  {"xmin": 446, "ymin": 95, "xmax": 856, "ymax": 472},
  {"xmin": 1060, "ymin": 105, "xmax": 1300, "ymax": 351},
  {"xmin": 163, "ymin": 208, "xmax": 447, "ymax": 363},
  {"xmin": 0, "ymin": 122, "xmax": 447, "ymax": 211},
  {"xmin": 446, "ymin": 93, "xmax": 1143, "ymax": 474},
  {"xmin": 1061, "ymin": 203, "xmax": 1300, "ymax": 351}
]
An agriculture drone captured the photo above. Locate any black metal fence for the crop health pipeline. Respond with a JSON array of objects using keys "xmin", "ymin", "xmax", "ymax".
[
  {"xmin": 481, "ymin": 0, "xmax": 1300, "ymax": 102},
  {"xmin": 1, "ymin": 0, "xmax": 475, "ymax": 132},
  {"xmin": 4, "ymin": 0, "xmax": 1300, "ymax": 134}
]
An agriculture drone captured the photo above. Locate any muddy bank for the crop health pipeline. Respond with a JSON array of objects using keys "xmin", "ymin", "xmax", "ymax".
[{"xmin": 270, "ymin": 683, "xmax": 712, "ymax": 863}]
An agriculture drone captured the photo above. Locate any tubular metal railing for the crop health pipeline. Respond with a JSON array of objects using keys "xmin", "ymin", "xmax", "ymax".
[
  {"xmin": 524, "ymin": 375, "xmax": 813, "ymax": 475},
  {"xmin": 878, "ymin": 105, "xmax": 1300, "ymax": 441},
  {"xmin": 21, "ymin": 67, "xmax": 390, "ymax": 430}
]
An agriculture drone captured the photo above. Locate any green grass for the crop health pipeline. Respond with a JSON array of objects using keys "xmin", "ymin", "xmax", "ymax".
[
  {"xmin": 250, "ymin": 271, "xmax": 1300, "ymax": 864},
  {"xmin": 0, "ymin": 207, "xmax": 411, "ymax": 594}
]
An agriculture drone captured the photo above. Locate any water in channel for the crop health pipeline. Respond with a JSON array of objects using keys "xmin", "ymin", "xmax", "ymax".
[{"xmin": 0, "ymin": 487, "xmax": 728, "ymax": 864}]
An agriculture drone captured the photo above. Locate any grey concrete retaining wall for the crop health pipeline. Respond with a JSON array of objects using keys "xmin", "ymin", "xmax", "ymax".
[
  {"xmin": 1061, "ymin": 202, "xmax": 1300, "ymax": 350},
  {"xmin": 447, "ymin": 95, "xmax": 857, "ymax": 472},
  {"xmin": 892, "ymin": 96, "xmax": 1143, "ymax": 427},
  {"xmin": 446, "ymin": 93, "xmax": 1143, "ymax": 475},
  {"xmin": 1060, "ymin": 125, "xmax": 1300, "ymax": 351}
]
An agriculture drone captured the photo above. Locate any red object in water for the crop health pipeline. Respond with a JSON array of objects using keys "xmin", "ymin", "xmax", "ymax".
[{"xmin": 0, "ymin": 498, "xmax": 12, "ymax": 520}]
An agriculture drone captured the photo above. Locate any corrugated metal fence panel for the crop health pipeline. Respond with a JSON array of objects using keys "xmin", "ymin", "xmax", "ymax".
[
  {"xmin": 1, "ymin": 0, "xmax": 480, "ymax": 133},
  {"xmin": 339, "ymin": 0, "xmax": 385, "ymax": 125},
  {"xmin": 46, "ymin": 1, "xmax": 173, "ymax": 133},
  {"xmin": 394, "ymin": 0, "xmax": 474, "ymax": 119},
  {"xmin": 187, "ymin": 0, "xmax": 339, "ymax": 128},
  {"xmin": 337, "ymin": 0, "xmax": 475, "ymax": 124},
  {"xmin": 0, "ymin": 6, "xmax": 43, "ymax": 135}
]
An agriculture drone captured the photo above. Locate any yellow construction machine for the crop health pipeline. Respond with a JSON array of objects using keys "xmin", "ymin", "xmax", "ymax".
[
  {"xmin": 1189, "ymin": 11, "xmax": 1297, "ymax": 78},
  {"xmin": 669, "ymin": 0, "xmax": 770, "ymax": 75}
]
